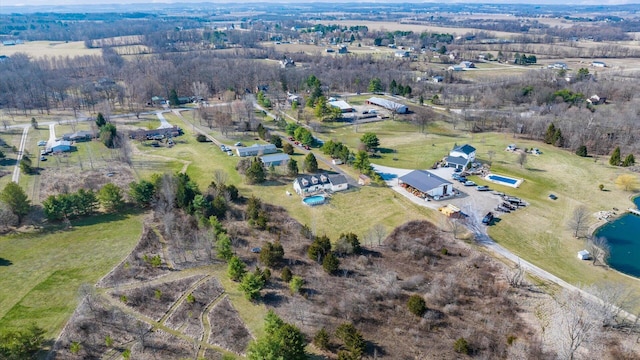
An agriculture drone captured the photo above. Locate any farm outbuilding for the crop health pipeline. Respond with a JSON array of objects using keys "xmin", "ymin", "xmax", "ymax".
[
  {"xmin": 398, "ymin": 170, "xmax": 454, "ymax": 199},
  {"xmin": 260, "ymin": 153, "xmax": 290, "ymax": 167},
  {"xmin": 577, "ymin": 250, "xmax": 591, "ymax": 260},
  {"xmin": 328, "ymin": 100, "xmax": 354, "ymax": 113},
  {"xmin": 236, "ymin": 144, "xmax": 277, "ymax": 157},
  {"xmin": 48, "ymin": 140, "xmax": 75, "ymax": 153},
  {"xmin": 365, "ymin": 97, "xmax": 408, "ymax": 114}
]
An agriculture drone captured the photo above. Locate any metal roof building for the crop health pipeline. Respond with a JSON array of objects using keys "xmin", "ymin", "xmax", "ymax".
[
  {"xmin": 399, "ymin": 170, "xmax": 454, "ymax": 198},
  {"xmin": 328, "ymin": 100, "xmax": 354, "ymax": 113},
  {"xmin": 365, "ymin": 97, "xmax": 408, "ymax": 114},
  {"xmin": 236, "ymin": 143, "xmax": 277, "ymax": 157}
]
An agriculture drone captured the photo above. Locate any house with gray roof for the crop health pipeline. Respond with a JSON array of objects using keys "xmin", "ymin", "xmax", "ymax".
[
  {"xmin": 398, "ymin": 170, "xmax": 453, "ymax": 198},
  {"xmin": 62, "ymin": 130, "xmax": 95, "ymax": 142},
  {"xmin": 293, "ymin": 173, "xmax": 349, "ymax": 196},
  {"xmin": 446, "ymin": 144, "xmax": 476, "ymax": 170}
]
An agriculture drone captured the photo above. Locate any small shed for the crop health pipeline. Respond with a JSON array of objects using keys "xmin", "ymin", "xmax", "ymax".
[
  {"xmin": 358, "ymin": 174, "xmax": 371, "ymax": 186},
  {"xmin": 577, "ymin": 250, "xmax": 591, "ymax": 260}
]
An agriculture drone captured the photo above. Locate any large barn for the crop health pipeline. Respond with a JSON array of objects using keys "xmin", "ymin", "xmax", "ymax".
[
  {"xmin": 398, "ymin": 170, "xmax": 454, "ymax": 199},
  {"xmin": 365, "ymin": 97, "xmax": 408, "ymax": 114}
]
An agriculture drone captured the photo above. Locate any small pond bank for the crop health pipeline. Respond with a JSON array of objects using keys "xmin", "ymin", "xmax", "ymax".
[{"xmin": 595, "ymin": 196, "xmax": 640, "ymax": 278}]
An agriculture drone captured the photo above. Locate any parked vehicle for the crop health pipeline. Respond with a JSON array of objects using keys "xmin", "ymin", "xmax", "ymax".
[
  {"xmin": 549, "ymin": 194, "xmax": 558, "ymax": 200},
  {"xmin": 40, "ymin": 156, "xmax": 47, "ymax": 161},
  {"xmin": 235, "ymin": 142, "xmax": 243, "ymax": 146},
  {"xmin": 482, "ymin": 212, "xmax": 494, "ymax": 225},
  {"xmin": 37, "ymin": 140, "xmax": 47, "ymax": 146},
  {"xmin": 476, "ymin": 185, "xmax": 490, "ymax": 191},
  {"xmin": 226, "ymin": 150, "xmax": 233, "ymax": 156},
  {"xmin": 464, "ymin": 181, "xmax": 476, "ymax": 186}
]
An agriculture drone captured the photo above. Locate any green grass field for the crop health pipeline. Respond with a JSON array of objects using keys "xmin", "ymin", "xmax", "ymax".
[
  {"xmin": 319, "ymin": 118, "xmax": 640, "ymax": 307},
  {"xmin": 0, "ymin": 211, "xmax": 144, "ymax": 336}
]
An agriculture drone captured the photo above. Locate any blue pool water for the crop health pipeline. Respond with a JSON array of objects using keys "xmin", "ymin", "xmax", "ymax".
[
  {"xmin": 487, "ymin": 174, "xmax": 518, "ymax": 185},
  {"xmin": 303, "ymin": 195, "xmax": 326, "ymax": 206},
  {"xmin": 595, "ymin": 197, "xmax": 640, "ymax": 278}
]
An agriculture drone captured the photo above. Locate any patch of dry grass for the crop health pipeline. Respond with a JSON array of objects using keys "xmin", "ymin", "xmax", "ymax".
[{"xmin": 0, "ymin": 41, "xmax": 100, "ymax": 59}]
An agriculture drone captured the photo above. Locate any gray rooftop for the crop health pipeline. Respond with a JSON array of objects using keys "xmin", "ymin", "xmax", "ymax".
[
  {"xmin": 328, "ymin": 174, "xmax": 348, "ymax": 185},
  {"xmin": 445, "ymin": 156, "xmax": 469, "ymax": 166},
  {"xmin": 399, "ymin": 170, "xmax": 452, "ymax": 193},
  {"xmin": 260, "ymin": 153, "xmax": 290, "ymax": 163}
]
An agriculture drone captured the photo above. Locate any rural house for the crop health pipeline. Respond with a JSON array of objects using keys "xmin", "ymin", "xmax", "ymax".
[
  {"xmin": 129, "ymin": 126, "xmax": 183, "ymax": 140},
  {"xmin": 293, "ymin": 173, "xmax": 349, "ymax": 195},
  {"xmin": 445, "ymin": 144, "xmax": 476, "ymax": 170},
  {"xmin": 62, "ymin": 130, "xmax": 95, "ymax": 142},
  {"xmin": 398, "ymin": 170, "xmax": 454, "ymax": 199}
]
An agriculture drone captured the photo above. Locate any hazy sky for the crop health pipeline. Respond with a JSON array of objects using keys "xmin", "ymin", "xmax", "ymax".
[{"xmin": 4, "ymin": 0, "xmax": 639, "ymax": 7}]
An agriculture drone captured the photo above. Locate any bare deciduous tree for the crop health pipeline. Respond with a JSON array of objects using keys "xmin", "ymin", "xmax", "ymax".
[
  {"xmin": 586, "ymin": 236, "xmax": 610, "ymax": 266},
  {"xmin": 506, "ymin": 260, "xmax": 526, "ymax": 288},
  {"xmin": 567, "ymin": 205, "xmax": 590, "ymax": 238},
  {"xmin": 550, "ymin": 289, "xmax": 600, "ymax": 360},
  {"xmin": 584, "ymin": 282, "xmax": 634, "ymax": 327}
]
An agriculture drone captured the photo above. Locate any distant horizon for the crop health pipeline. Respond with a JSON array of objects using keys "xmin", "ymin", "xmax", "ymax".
[{"xmin": 3, "ymin": 0, "xmax": 640, "ymax": 9}]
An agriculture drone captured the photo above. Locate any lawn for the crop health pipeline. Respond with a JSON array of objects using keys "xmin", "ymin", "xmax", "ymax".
[
  {"xmin": 319, "ymin": 118, "xmax": 640, "ymax": 308},
  {"xmin": 0, "ymin": 41, "xmax": 100, "ymax": 59},
  {"xmin": 0, "ymin": 211, "xmax": 144, "ymax": 336}
]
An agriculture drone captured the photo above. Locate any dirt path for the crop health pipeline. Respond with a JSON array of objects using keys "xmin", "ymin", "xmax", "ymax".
[{"xmin": 196, "ymin": 293, "xmax": 227, "ymax": 359}]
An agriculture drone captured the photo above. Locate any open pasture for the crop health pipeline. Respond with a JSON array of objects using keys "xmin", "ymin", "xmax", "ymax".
[{"xmin": 0, "ymin": 41, "xmax": 100, "ymax": 59}]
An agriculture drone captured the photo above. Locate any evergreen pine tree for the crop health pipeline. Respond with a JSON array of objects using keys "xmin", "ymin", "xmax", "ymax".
[
  {"xmin": 544, "ymin": 123, "xmax": 556, "ymax": 144},
  {"xmin": 622, "ymin": 153, "xmax": 635, "ymax": 167},
  {"xmin": 609, "ymin": 147, "xmax": 621, "ymax": 166}
]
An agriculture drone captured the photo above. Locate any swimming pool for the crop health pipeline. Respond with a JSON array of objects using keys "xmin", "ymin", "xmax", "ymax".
[
  {"xmin": 485, "ymin": 173, "xmax": 523, "ymax": 188},
  {"xmin": 303, "ymin": 195, "xmax": 326, "ymax": 206}
]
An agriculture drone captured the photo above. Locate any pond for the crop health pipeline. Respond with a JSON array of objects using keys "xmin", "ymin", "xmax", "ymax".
[{"xmin": 594, "ymin": 196, "xmax": 640, "ymax": 278}]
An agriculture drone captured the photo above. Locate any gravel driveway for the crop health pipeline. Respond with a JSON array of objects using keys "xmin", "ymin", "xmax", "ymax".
[{"xmin": 371, "ymin": 163, "xmax": 503, "ymax": 223}]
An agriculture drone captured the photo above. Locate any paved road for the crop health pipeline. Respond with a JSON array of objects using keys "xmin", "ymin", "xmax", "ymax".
[
  {"xmin": 156, "ymin": 111, "xmax": 174, "ymax": 129},
  {"xmin": 11, "ymin": 126, "xmax": 29, "ymax": 183},
  {"xmin": 47, "ymin": 123, "xmax": 56, "ymax": 146}
]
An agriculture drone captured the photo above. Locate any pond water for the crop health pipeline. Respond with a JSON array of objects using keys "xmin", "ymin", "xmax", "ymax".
[{"xmin": 595, "ymin": 197, "xmax": 640, "ymax": 278}]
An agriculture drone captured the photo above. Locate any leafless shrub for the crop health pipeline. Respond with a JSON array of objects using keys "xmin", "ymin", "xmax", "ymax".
[{"xmin": 208, "ymin": 297, "xmax": 252, "ymax": 354}]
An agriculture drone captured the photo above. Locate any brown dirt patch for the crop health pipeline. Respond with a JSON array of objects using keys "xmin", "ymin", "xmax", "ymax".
[{"xmin": 208, "ymin": 296, "xmax": 253, "ymax": 355}]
